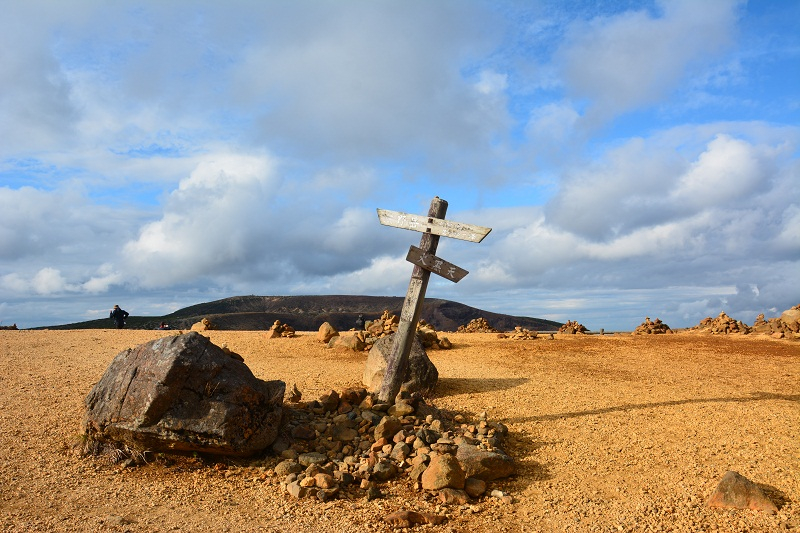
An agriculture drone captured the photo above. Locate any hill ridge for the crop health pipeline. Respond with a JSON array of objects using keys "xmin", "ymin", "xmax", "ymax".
[{"xmin": 41, "ymin": 295, "xmax": 562, "ymax": 332}]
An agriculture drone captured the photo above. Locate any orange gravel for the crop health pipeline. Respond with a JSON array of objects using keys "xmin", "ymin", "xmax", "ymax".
[{"xmin": 0, "ymin": 329, "xmax": 797, "ymax": 532}]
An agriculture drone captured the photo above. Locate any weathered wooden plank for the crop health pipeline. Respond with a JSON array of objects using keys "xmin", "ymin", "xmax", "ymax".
[
  {"xmin": 377, "ymin": 197, "xmax": 448, "ymax": 403},
  {"xmin": 377, "ymin": 208, "xmax": 491, "ymax": 243},
  {"xmin": 405, "ymin": 245, "xmax": 468, "ymax": 283}
]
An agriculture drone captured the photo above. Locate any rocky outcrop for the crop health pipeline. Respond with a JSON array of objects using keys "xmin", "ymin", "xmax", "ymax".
[
  {"xmin": 688, "ymin": 312, "xmax": 751, "ymax": 334},
  {"xmin": 751, "ymin": 304, "xmax": 800, "ymax": 339},
  {"xmin": 265, "ymin": 320, "xmax": 296, "ymax": 338},
  {"xmin": 633, "ymin": 317, "xmax": 672, "ymax": 335},
  {"xmin": 325, "ymin": 311, "xmax": 452, "ymax": 352},
  {"xmin": 83, "ymin": 332, "xmax": 285, "ymax": 457},
  {"xmin": 457, "ymin": 317, "xmax": 498, "ymax": 333},
  {"xmin": 558, "ymin": 320, "xmax": 587, "ymax": 334},
  {"xmin": 499, "ymin": 327, "xmax": 539, "ymax": 340}
]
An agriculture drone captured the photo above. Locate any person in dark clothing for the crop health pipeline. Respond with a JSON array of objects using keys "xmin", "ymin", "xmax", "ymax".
[
  {"xmin": 355, "ymin": 314, "xmax": 365, "ymax": 330},
  {"xmin": 110, "ymin": 305, "xmax": 129, "ymax": 329}
]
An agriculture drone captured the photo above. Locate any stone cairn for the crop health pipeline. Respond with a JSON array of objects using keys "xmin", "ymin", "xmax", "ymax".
[
  {"xmin": 499, "ymin": 326, "xmax": 539, "ymax": 340},
  {"xmin": 558, "ymin": 320, "xmax": 587, "ymax": 334},
  {"xmin": 688, "ymin": 312, "xmax": 751, "ymax": 334},
  {"xmin": 274, "ymin": 387, "xmax": 516, "ymax": 508},
  {"xmin": 266, "ymin": 320, "xmax": 296, "ymax": 339},
  {"xmin": 633, "ymin": 317, "xmax": 672, "ymax": 335},
  {"xmin": 320, "ymin": 311, "xmax": 452, "ymax": 351},
  {"xmin": 751, "ymin": 304, "xmax": 800, "ymax": 339},
  {"xmin": 457, "ymin": 317, "xmax": 498, "ymax": 333},
  {"xmin": 190, "ymin": 317, "xmax": 216, "ymax": 331}
]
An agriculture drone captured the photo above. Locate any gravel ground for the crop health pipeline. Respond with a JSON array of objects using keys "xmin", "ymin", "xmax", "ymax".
[{"xmin": 0, "ymin": 329, "xmax": 797, "ymax": 532}]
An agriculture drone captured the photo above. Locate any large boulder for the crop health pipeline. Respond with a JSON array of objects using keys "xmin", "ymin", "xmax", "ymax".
[
  {"xmin": 363, "ymin": 334, "xmax": 438, "ymax": 396},
  {"xmin": 83, "ymin": 332, "xmax": 285, "ymax": 457}
]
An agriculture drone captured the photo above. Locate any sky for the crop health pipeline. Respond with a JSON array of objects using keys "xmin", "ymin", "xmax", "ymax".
[{"xmin": 1, "ymin": 0, "xmax": 798, "ymax": 331}]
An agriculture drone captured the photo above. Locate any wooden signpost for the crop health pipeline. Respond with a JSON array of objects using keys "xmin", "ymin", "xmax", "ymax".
[{"xmin": 376, "ymin": 197, "xmax": 491, "ymax": 403}]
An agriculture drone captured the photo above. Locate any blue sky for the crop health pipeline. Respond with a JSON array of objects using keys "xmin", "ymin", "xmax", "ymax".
[{"xmin": 1, "ymin": 0, "xmax": 798, "ymax": 330}]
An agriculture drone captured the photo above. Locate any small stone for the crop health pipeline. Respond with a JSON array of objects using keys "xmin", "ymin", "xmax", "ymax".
[
  {"xmin": 314, "ymin": 473, "xmax": 336, "ymax": 489},
  {"xmin": 298, "ymin": 452, "xmax": 328, "ymax": 467},
  {"xmin": 274, "ymin": 460, "xmax": 303, "ymax": 477},
  {"xmin": 464, "ymin": 477, "xmax": 487, "ymax": 498},
  {"xmin": 388, "ymin": 401, "xmax": 415, "ymax": 417},
  {"xmin": 291, "ymin": 424, "xmax": 316, "ymax": 440},
  {"xmin": 372, "ymin": 461, "xmax": 398, "ymax": 482},
  {"xmin": 438, "ymin": 487, "xmax": 470, "ymax": 504},
  {"xmin": 421, "ymin": 454, "xmax": 465, "ymax": 490},
  {"xmin": 373, "ymin": 416, "xmax": 402, "ymax": 441},
  {"xmin": 707, "ymin": 471, "xmax": 778, "ymax": 512},
  {"xmin": 286, "ymin": 481, "xmax": 308, "ymax": 499}
]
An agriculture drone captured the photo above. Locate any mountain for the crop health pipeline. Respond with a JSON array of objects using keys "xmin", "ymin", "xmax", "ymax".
[{"xmin": 41, "ymin": 295, "xmax": 563, "ymax": 332}]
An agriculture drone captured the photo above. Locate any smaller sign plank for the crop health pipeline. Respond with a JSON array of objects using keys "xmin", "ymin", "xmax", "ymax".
[
  {"xmin": 377, "ymin": 209, "xmax": 491, "ymax": 243},
  {"xmin": 405, "ymin": 246, "xmax": 468, "ymax": 283}
]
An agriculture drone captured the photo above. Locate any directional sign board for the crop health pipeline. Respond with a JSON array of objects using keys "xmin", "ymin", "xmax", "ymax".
[
  {"xmin": 377, "ymin": 209, "xmax": 491, "ymax": 243},
  {"xmin": 406, "ymin": 245, "xmax": 468, "ymax": 283}
]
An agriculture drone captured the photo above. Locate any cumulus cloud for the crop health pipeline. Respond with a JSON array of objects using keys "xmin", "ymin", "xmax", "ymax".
[
  {"xmin": 0, "ymin": 1, "xmax": 796, "ymax": 331},
  {"xmin": 121, "ymin": 152, "xmax": 279, "ymax": 287},
  {"xmin": 556, "ymin": 0, "xmax": 740, "ymax": 124}
]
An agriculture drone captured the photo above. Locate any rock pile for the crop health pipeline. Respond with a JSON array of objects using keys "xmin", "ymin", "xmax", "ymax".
[
  {"xmin": 273, "ymin": 387, "xmax": 516, "ymax": 506},
  {"xmin": 499, "ymin": 327, "xmax": 539, "ymax": 340},
  {"xmin": 457, "ymin": 318, "xmax": 498, "ymax": 333},
  {"xmin": 689, "ymin": 312, "xmax": 751, "ymax": 334},
  {"xmin": 633, "ymin": 317, "xmax": 672, "ymax": 335},
  {"xmin": 190, "ymin": 318, "xmax": 216, "ymax": 331},
  {"xmin": 265, "ymin": 320, "xmax": 296, "ymax": 338},
  {"xmin": 322, "ymin": 312, "xmax": 452, "ymax": 351},
  {"xmin": 416, "ymin": 319, "xmax": 452, "ymax": 350},
  {"xmin": 751, "ymin": 304, "xmax": 800, "ymax": 339},
  {"xmin": 366, "ymin": 309, "xmax": 401, "ymax": 338},
  {"xmin": 558, "ymin": 320, "xmax": 587, "ymax": 334}
]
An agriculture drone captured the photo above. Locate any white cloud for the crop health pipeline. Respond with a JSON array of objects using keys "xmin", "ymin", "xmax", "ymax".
[
  {"xmin": 121, "ymin": 152, "xmax": 278, "ymax": 287},
  {"xmin": 672, "ymin": 134, "xmax": 771, "ymax": 207},
  {"xmin": 556, "ymin": 0, "xmax": 740, "ymax": 123}
]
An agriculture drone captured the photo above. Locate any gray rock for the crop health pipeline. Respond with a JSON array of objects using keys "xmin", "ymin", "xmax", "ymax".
[
  {"xmin": 286, "ymin": 481, "xmax": 308, "ymax": 499},
  {"xmin": 362, "ymin": 334, "xmax": 438, "ymax": 396},
  {"xmin": 83, "ymin": 332, "xmax": 284, "ymax": 457},
  {"xmin": 298, "ymin": 452, "xmax": 328, "ymax": 467},
  {"xmin": 372, "ymin": 460, "xmax": 398, "ymax": 482},
  {"xmin": 274, "ymin": 460, "xmax": 303, "ymax": 477},
  {"xmin": 332, "ymin": 422, "xmax": 359, "ymax": 442},
  {"xmin": 456, "ymin": 444, "xmax": 515, "ymax": 481}
]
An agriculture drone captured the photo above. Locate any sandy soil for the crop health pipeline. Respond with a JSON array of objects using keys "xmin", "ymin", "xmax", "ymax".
[{"xmin": 0, "ymin": 329, "xmax": 798, "ymax": 532}]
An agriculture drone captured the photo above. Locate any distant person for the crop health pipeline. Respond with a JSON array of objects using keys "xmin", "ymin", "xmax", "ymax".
[
  {"xmin": 158, "ymin": 322, "xmax": 170, "ymax": 330},
  {"xmin": 355, "ymin": 314, "xmax": 365, "ymax": 330},
  {"xmin": 110, "ymin": 305, "xmax": 129, "ymax": 329}
]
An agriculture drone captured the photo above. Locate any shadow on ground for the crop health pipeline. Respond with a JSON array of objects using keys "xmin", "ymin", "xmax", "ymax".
[
  {"xmin": 507, "ymin": 392, "xmax": 800, "ymax": 423},
  {"xmin": 433, "ymin": 377, "xmax": 529, "ymax": 398}
]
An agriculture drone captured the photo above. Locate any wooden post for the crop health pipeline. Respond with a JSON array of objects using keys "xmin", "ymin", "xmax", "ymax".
[{"xmin": 377, "ymin": 197, "xmax": 448, "ymax": 403}]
